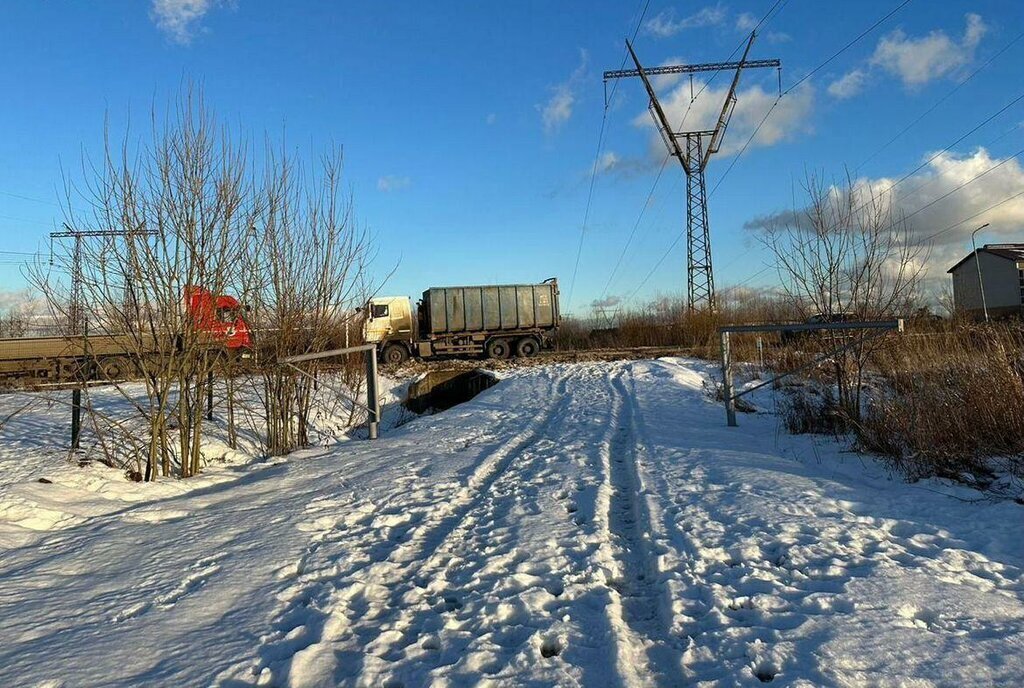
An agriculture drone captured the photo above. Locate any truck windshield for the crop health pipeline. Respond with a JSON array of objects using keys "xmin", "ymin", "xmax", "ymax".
[
  {"xmin": 216, "ymin": 307, "xmax": 238, "ymax": 323},
  {"xmin": 371, "ymin": 304, "xmax": 389, "ymax": 319}
]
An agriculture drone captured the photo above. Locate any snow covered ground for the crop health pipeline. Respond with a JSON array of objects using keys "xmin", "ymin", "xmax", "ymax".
[{"xmin": 0, "ymin": 358, "xmax": 1021, "ymax": 687}]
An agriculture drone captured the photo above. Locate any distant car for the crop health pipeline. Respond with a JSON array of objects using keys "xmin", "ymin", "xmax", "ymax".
[{"xmin": 780, "ymin": 312, "xmax": 857, "ymax": 345}]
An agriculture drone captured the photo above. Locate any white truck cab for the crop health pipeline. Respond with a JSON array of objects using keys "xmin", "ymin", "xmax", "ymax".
[{"xmin": 363, "ymin": 296, "xmax": 415, "ymax": 345}]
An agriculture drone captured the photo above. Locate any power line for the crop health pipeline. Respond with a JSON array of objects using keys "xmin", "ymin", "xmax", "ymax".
[
  {"xmin": 899, "ymin": 146, "xmax": 1024, "ymax": 225},
  {"xmin": 0, "ymin": 213, "xmax": 57, "ymax": 228},
  {"xmin": 709, "ymin": 96, "xmax": 781, "ymax": 198},
  {"xmin": 785, "ymin": 0, "xmax": 913, "ymax": 95},
  {"xmin": 0, "ymin": 189, "xmax": 63, "ymax": 207},
  {"xmin": 710, "ymin": 0, "xmax": 919, "ymax": 200},
  {"xmin": 881, "ymin": 90, "xmax": 1024, "ymax": 203},
  {"xmin": 613, "ymin": 0, "xmax": 791, "ymax": 306},
  {"xmin": 595, "ymin": 0, "xmax": 790, "ymax": 308},
  {"xmin": 566, "ymin": 0, "xmax": 653, "ymax": 311},
  {"xmin": 916, "ymin": 188, "xmax": 1024, "ymax": 246},
  {"xmin": 855, "ymin": 28, "xmax": 1024, "ymax": 173},
  {"xmin": 600, "ymin": 153, "xmax": 671, "ymax": 297},
  {"xmin": 620, "ymin": 0, "xmax": 914, "ymax": 306},
  {"xmin": 819, "ymin": 89, "xmax": 1024, "ymax": 225}
]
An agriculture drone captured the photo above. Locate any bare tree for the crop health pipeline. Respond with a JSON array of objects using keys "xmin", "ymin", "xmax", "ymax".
[
  {"xmin": 26, "ymin": 85, "xmax": 375, "ymax": 477},
  {"xmin": 28, "ymin": 87, "xmax": 253, "ymax": 480},
  {"xmin": 240, "ymin": 146, "xmax": 372, "ymax": 456},
  {"xmin": 758, "ymin": 172, "xmax": 924, "ymax": 420}
]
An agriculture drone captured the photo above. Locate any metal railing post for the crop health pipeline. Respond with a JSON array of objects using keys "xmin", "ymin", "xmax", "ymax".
[
  {"xmin": 71, "ymin": 387, "xmax": 82, "ymax": 450},
  {"xmin": 206, "ymin": 369, "xmax": 214, "ymax": 421},
  {"xmin": 365, "ymin": 349, "xmax": 380, "ymax": 440},
  {"xmin": 720, "ymin": 330, "xmax": 737, "ymax": 427},
  {"xmin": 279, "ymin": 343, "xmax": 383, "ymax": 441}
]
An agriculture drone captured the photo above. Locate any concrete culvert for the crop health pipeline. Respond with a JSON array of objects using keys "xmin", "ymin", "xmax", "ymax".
[{"xmin": 404, "ymin": 369, "xmax": 498, "ymax": 414}]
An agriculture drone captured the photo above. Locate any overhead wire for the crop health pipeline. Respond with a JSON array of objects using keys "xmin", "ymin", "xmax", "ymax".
[
  {"xmin": 566, "ymin": 0, "xmax": 653, "ymax": 311},
  {"xmin": 603, "ymin": 0, "xmax": 789, "ymax": 305},
  {"xmin": 710, "ymin": 0, "xmax": 916, "ymax": 200},
  {"xmin": 873, "ymin": 90, "xmax": 1024, "ymax": 206},
  {"xmin": 855, "ymin": 28, "xmax": 1024, "ymax": 174},
  {"xmin": 784, "ymin": 0, "xmax": 913, "ymax": 95},
  {"xmin": 915, "ymin": 188, "xmax": 1024, "ymax": 245},
  {"xmin": 630, "ymin": 0, "xmax": 1024, "ymax": 302}
]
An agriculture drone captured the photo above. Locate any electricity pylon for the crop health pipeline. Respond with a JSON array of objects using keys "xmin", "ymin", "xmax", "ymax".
[
  {"xmin": 50, "ymin": 224, "xmax": 158, "ymax": 334},
  {"xmin": 604, "ymin": 33, "xmax": 780, "ymax": 311}
]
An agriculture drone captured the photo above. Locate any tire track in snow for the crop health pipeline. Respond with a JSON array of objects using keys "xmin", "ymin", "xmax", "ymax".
[
  {"xmin": 245, "ymin": 367, "xmax": 583, "ymax": 687},
  {"xmin": 594, "ymin": 365, "xmax": 684, "ymax": 686},
  {"xmin": 352, "ymin": 365, "xmax": 602, "ymax": 685}
]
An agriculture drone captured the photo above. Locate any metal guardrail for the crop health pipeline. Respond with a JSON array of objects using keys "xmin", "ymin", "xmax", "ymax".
[
  {"xmin": 280, "ymin": 344, "xmax": 381, "ymax": 440},
  {"xmin": 718, "ymin": 319, "xmax": 904, "ymax": 427}
]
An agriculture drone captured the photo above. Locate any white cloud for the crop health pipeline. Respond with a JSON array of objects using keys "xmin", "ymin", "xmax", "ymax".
[
  {"xmin": 593, "ymin": 151, "xmax": 620, "ymax": 175},
  {"xmin": 377, "ymin": 175, "xmax": 411, "ymax": 192},
  {"xmin": 538, "ymin": 50, "xmax": 588, "ymax": 135},
  {"xmin": 633, "ymin": 77, "xmax": 814, "ymax": 158},
  {"xmin": 887, "ymin": 147, "xmax": 1024, "ymax": 279},
  {"xmin": 745, "ymin": 147, "xmax": 1024, "ymax": 283},
  {"xmin": 644, "ymin": 4, "xmax": 727, "ymax": 38},
  {"xmin": 150, "ymin": 0, "xmax": 220, "ymax": 44},
  {"xmin": 590, "ymin": 295, "xmax": 622, "ymax": 309},
  {"xmin": 0, "ymin": 289, "xmax": 32, "ymax": 312},
  {"xmin": 540, "ymin": 90, "xmax": 574, "ymax": 134},
  {"xmin": 828, "ymin": 69, "xmax": 867, "ymax": 99},
  {"xmin": 870, "ymin": 13, "xmax": 987, "ymax": 87},
  {"xmin": 735, "ymin": 12, "xmax": 758, "ymax": 32},
  {"xmin": 649, "ymin": 56, "xmax": 687, "ymax": 91}
]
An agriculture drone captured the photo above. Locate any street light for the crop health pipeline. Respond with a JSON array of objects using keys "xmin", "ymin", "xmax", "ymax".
[{"xmin": 971, "ymin": 223, "xmax": 991, "ymax": 322}]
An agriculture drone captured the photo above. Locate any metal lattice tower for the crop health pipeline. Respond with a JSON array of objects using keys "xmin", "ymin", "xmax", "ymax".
[
  {"xmin": 605, "ymin": 34, "xmax": 780, "ymax": 311},
  {"xmin": 50, "ymin": 224, "xmax": 159, "ymax": 335},
  {"xmin": 684, "ymin": 134, "xmax": 713, "ymax": 308}
]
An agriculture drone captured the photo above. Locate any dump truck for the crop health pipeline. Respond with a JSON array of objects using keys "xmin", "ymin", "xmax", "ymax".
[
  {"xmin": 0, "ymin": 286, "xmax": 252, "ymax": 384},
  {"xmin": 364, "ymin": 279, "xmax": 560, "ymax": 363}
]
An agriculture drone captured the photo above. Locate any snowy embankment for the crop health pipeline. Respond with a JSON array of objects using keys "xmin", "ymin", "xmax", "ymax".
[{"xmin": 0, "ymin": 359, "xmax": 1021, "ymax": 686}]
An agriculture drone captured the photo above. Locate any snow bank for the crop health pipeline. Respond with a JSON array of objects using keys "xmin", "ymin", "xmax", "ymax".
[{"xmin": 0, "ymin": 359, "xmax": 1020, "ymax": 686}]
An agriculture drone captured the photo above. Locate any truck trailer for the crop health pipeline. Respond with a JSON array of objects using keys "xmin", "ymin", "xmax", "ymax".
[
  {"xmin": 364, "ymin": 279, "xmax": 560, "ymax": 363},
  {"xmin": 0, "ymin": 286, "xmax": 251, "ymax": 384}
]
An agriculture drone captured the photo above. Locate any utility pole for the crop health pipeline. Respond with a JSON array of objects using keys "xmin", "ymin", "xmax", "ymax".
[
  {"xmin": 971, "ymin": 223, "xmax": 991, "ymax": 322},
  {"xmin": 604, "ymin": 33, "xmax": 780, "ymax": 312},
  {"xmin": 49, "ymin": 224, "xmax": 159, "ymax": 334}
]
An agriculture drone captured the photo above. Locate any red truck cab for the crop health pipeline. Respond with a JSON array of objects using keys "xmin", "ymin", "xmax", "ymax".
[{"xmin": 184, "ymin": 286, "xmax": 253, "ymax": 351}]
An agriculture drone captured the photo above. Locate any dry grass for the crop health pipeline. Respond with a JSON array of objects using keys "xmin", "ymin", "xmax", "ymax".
[
  {"xmin": 728, "ymin": 319, "xmax": 1024, "ymax": 485},
  {"xmin": 857, "ymin": 324, "xmax": 1024, "ymax": 481},
  {"xmin": 555, "ymin": 293, "xmax": 797, "ymax": 358}
]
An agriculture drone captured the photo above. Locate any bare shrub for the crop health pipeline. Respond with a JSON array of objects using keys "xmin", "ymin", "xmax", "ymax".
[
  {"xmin": 757, "ymin": 172, "xmax": 924, "ymax": 422},
  {"xmin": 26, "ymin": 85, "xmax": 373, "ymax": 476},
  {"xmin": 27, "ymin": 88, "xmax": 251, "ymax": 480},
  {"xmin": 240, "ymin": 148, "xmax": 372, "ymax": 457},
  {"xmin": 781, "ymin": 384, "xmax": 848, "ymax": 436}
]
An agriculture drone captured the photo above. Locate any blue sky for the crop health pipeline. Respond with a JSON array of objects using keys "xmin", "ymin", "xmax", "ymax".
[{"xmin": 1, "ymin": 0, "xmax": 1022, "ymax": 315}]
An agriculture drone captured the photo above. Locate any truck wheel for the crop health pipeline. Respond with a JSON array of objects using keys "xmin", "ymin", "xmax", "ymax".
[
  {"xmin": 485, "ymin": 338, "xmax": 511, "ymax": 360},
  {"xmin": 515, "ymin": 337, "xmax": 540, "ymax": 358},
  {"xmin": 99, "ymin": 356, "xmax": 132, "ymax": 381},
  {"xmin": 382, "ymin": 344, "xmax": 409, "ymax": 365}
]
